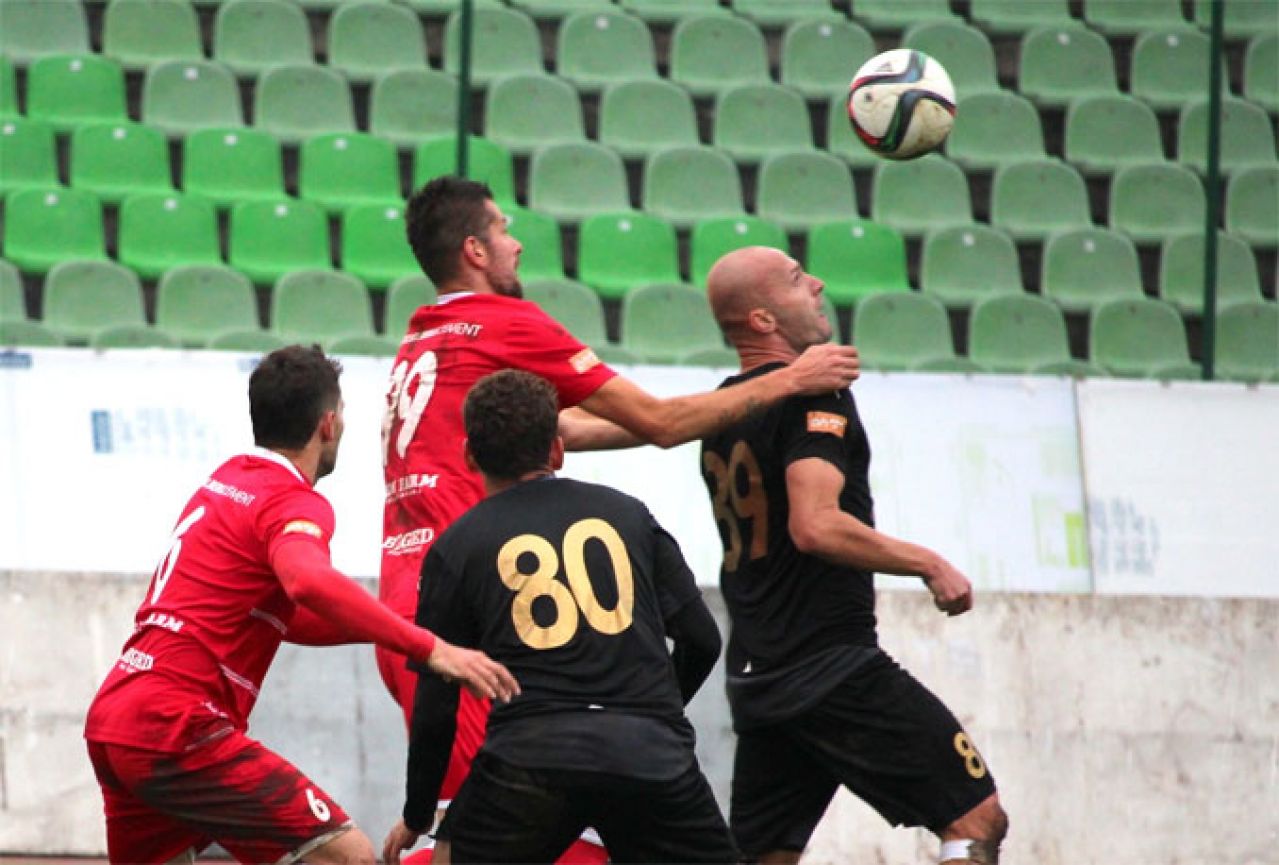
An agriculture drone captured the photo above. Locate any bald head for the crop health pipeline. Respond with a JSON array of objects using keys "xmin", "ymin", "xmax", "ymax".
[{"xmin": 706, "ymin": 246, "xmax": 793, "ymax": 334}]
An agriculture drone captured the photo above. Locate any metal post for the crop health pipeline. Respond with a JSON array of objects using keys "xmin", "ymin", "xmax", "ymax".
[
  {"xmin": 455, "ymin": 0, "xmax": 474, "ymax": 178},
  {"xmin": 1200, "ymin": 0, "xmax": 1226, "ymax": 381}
]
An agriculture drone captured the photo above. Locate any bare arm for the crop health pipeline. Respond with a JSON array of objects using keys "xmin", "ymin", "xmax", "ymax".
[
  {"xmin": 558, "ymin": 406, "xmax": 644, "ymax": 451},
  {"xmin": 577, "ymin": 343, "xmax": 861, "ymax": 449},
  {"xmin": 785, "ymin": 458, "xmax": 973, "ymax": 616}
]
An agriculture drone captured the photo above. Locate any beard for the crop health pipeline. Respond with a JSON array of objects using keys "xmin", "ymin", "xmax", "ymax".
[
  {"xmin": 494, "ymin": 276, "xmax": 524, "ymax": 299},
  {"xmin": 316, "ymin": 448, "xmax": 338, "ymax": 481}
]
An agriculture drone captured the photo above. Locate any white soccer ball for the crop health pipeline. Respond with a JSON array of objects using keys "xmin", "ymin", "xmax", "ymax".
[{"xmin": 847, "ymin": 48, "xmax": 957, "ymax": 160}]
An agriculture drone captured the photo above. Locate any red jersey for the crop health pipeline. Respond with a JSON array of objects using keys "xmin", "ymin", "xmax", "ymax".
[
  {"xmin": 380, "ymin": 292, "xmax": 617, "ymax": 617},
  {"xmin": 85, "ymin": 450, "xmax": 335, "ymax": 753}
]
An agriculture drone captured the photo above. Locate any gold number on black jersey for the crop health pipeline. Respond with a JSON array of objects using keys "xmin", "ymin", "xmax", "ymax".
[
  {"xmin": 953, "ymin": 731, "xmax": 989, "ymax": 779},
  {"xmin": 497, "ymin": 518, "xmax": 635, "ymax": 650},
  {"xmin": 703, "ymin": 441, "xmax": 768, "ymax": 572}
]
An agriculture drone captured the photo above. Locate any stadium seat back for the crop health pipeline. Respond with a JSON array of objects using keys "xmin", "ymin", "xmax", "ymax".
[
  {"xmin": 756, "ymin": 151, "xmax": 858, "ymax": 234},
  {"xmin": 642, "ymin": 146, "xmax": 745, "ymax": 229},
  {"xmin": 852, "ymin": 291, "xmax": 955, "ymax": 370},
  {"xmin": 621, "ymin": 282, "xmax": 723, "ymax": 363},
  {"xmin": 556, "ymin": 9, "xmax": 658, "ymax": 93},
  {"xmin": 229, "ymin": 199, "xmax": 332, "ymax": 284},
  {"xmin": 825, "ymin": 95, "xmax": 879, "ymax": 168},
  {"xmin": 577, "ymin": 211, "xmax": 681, "ymax": 300},
  {"xmin": 1194, "ymin": 0, "xmax": 1279, "ymax": 38},
  {"xmin": 213, "ymin": 0, "xmax": 312, "ymax": 76},
  {"xmin": 528, "ymin": 142, "xmax": 630, "ymax": 225},
  {"xmin": 806, "ymin": 219, "xmax": 909, "ymax": 307},
  {"xmin": 1042, "ymin": 227, "xmax": 1143, "ymax": 313},
  {"xmin": 341, "ymin": 204, "xmax": 420, "ymax": 291},
  {"xmin": 1160, "ymin": 231, "xmax": 1262, "ymax": 314},
  {"xmin": 522, "ymin": 278, "xmax": 608, "ymax": 346},
  {"xmin": 183, "ymin": 127, "xmax": 285, "ymax": 209},
  {"xmin": 370, "ymin": 69, "xmax": 459, "ymax": 150},
  {"xmin": 1226, "ymin": 165, "xmax": 1278, "ymax": 248},
  {"xmin": 254, "ymin": 65, "xmax": 355, "ymax": 145},
  {"xmin": 386, "ymin": 274, "xmax": 437, "ymax": 338},
  {"xmin": 69, "ymin": 122, "xmax": 175, "ymax": 204},
  {"xmin": 1130, "ymin": 28, "xmax": 1214, "ymax": 110},
  {"xmin": 43, "ymin": 259, "xmax": 145, "ymax": 342},
  {"xmin": 1215, "ymin": 300, "xmax": 1279, "ymax": 382},
  {"xmin": 1178, "ymin": 98, "xmax": 1277, "ymax": 176},
  {"xmin": 0, "ymin": 119, "xmax": 59, "ymax": 195},
  {"xmin": 1090, "ymin": 297, "xmax": 1196, "ymax": 379},
  {"xmin": 485, "ymin": 74, "xmax": 586, "ymax": 157},
  {"xmin": 970, "ymin": 0, "xmax": 1073, "ymax": 35},
  {"xmin": 271, "ymin": 270, "xmax": 374, "ymax": 341},
  {"xmin": 903, "ymin": 20, "xmax": 999, "ymax": 94},
  {"xmin": 780, "ymin": 19, "xmax": 875, "ymax": 100},
  {"xmin": 156, "ymin": 264, "xmax": 260, "ymax": 346},
  {"xmin": 0, "ymin": 259, "xmax": 25, "ymax": 321},
  {"xmin": 1018, "ymin": 25, "xmax": 1118, "ymax": 107},
  {"xmin": 505, "ymin": 206, "xmax": 565, "ymax": 282},
  {"xmin": 103, "ymin": 0, "xmax": 203, "ymax": 71},
  {"xmin": 0, "ymin": 319, "xmax": 64, "ymax": 347},
  {"xmin": 713, "ymin": 83, "xmax": 814, "ymax": 164},
  {"xmin": 968, "ymin": 294, "xmax": 1072, "ymax": 373},
  {"xmin": 208, "ymin": 328, "xmax": 289, "ymax": 352},
  {"xmin": 298, "ymin": 132, "xmax": 402, "ymax": 214},
  {"xmin": 3, "ymin": 187, "xmax": 107, "ymax": 275},
  {"xmin": 619, "ymin": 0, "xmax": 725, "ymax": 25},
  {"xmin": 598, "ymin": 79, "xmax": 699, "ymax": 160},
  {"xmin": 920, "ymin": 223, "xmax": 1023, "ymax": 308},
  {"xmin": 1064, "ymin": 94, "xmax": 1164, "ymax": 176},
  {"xmin": 0, "ymin": 0, "xmax": 90, "ymax": 65},
  {"xmin": 328, "ymin": 2, "xmax": 427, "ymax": 83},
  {"xmin": 118, "ymin": 192, "xmax": 222, "ymax": 280},
  {"xmin": 0, "ymin": 59, "xmax": 17, "ymax": 118},
  {"xmin": 733, "ymin": 0, "xmax": 839, "ymax": 28},
  {"xmin": 945, "ymin": 91, "xmax": 1045, "ymax": 169},
  {"xmin": 852, "ymin": 0, "xmax": 958, "ymax": 31},
  {"xmin": 870, "ymin": 154, "xmax": 971, "ymax": 237},
  {"xmin": 327, "ymin": 334, "xmax": 398, "ymax": 357},
  {"xmin": 1084, "ymin": 0, "xmax": 1188, "ymax": 35},
  {"xmin": 443, "ymin": 7, "xmax": 543, "ymax": 86},
  {"xmin": 990, "ymin": 158, "xmax": 1092, "ymax": 241},
  {"xmin": 1243, "ymin": 33, "xmax": 1278, "ymax": 112},
  {"xmin": 669, "ymin": 15, "xmax": 770, "ymax": 97},
  {"xmin": 91, "ymin": 323, "xmax": 180, "ymax": 350},
  {"xmin": 412, "ymin": 135, "xmax": 517, "ymax": 208},
  {"xmin": 1109, "ymin": 163, "xmax": 1207, "ymax": 244},
  {"xmin": 143, "ymin": 60, "xmax": 244, "ymax": 138},
  {"xmin": 26, "ymin": 55, "xmax": 128, "ymax": 133}
]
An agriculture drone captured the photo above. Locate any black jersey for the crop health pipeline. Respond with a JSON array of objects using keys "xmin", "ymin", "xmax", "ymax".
[
  {"xmin": 701, "ymin": 363, "xmax": 880, "ymax": 730},
  {"xmin": 414, "ymin": 476, "xmax": 705, "ymax": 779}
]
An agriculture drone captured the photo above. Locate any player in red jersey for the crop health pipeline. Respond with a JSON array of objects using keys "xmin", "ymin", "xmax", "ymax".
[
  {"xmin": 84, "ymin": 345, "xmax": 518, "ymax": 865},
  {"xmin": 379, "ymin": 177, "xmax": 862, "ymax": 863}
]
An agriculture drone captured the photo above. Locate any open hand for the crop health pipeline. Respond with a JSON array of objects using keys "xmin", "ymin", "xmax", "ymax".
[
  {"xmin": 427, "ymin": 639, "xmax": 520, "ymax": 702},
  {"xmin": 790, "ymin": 343, "xmax": 860, "ymax": 394},
  {"xmin": 382, "ymin": 819, "xmax": 421, "ymax": 865}
]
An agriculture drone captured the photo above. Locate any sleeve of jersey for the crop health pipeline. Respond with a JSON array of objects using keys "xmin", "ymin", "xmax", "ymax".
[
  {"xmin": 506, "ymin": 310, "xmax": 617, "ymax": 407},
  {"xmin": 408, "ymin": 546, "xmax": 475, "ymax": 675},
  {"xmin": 780, "ymin": 392, "xmax": 853, "ymax": 474},
  {"xmin": 257, "ymin": 486, "xmax": 336, "ymax": 561}
]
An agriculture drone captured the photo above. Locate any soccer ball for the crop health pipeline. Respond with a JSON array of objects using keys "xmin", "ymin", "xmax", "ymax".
[{"xmin": 847, "ymin": 49, "xmax": 957, "ymax": 160}]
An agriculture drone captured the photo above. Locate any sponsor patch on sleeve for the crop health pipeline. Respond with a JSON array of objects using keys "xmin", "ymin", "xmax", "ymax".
[
  {"xmin": 806, "ymin": 411, "xmax": 848, "ymax": 438},
  {"xmin": 569, "ymin": 347, "xmax": 601, "ymax": 374},
  {"xmin": 282, "ymin": 519, "xmax": 324, "ymax": 539}
]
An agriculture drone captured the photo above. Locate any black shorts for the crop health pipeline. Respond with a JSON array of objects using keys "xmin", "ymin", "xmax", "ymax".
[
  {"xmin": 731, "ymin": 650, "xmax": 997, "ymax": 857},
  {"xmin": 438, "ymin": 751, "xmax": 739, "ymax": 864}
]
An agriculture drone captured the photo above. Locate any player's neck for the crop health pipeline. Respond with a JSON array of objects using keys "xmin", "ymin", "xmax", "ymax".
[
  {"xmin": 734, "ymin": 342, "xmax": 800, "ymax": 374},
  {"xmin": 270, "ymin": 446, "xmax": 319, "ymax": 486},
  {"xmin": 484, "ymin": 468, "xmax": 554, "ymax": 497}
]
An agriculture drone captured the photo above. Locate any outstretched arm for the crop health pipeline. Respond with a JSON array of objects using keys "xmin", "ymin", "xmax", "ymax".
[{"xmin": 785, "ymin": 458, "xmax": 973, "ymax": 616}]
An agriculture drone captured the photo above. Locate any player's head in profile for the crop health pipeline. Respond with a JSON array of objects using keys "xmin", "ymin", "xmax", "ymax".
[
  {"xmin": 406, "ymin": 175, "xmax": 524, "ymax": 299},
  {"xmin": 706, "ymin": 246, "xmax": 833, "ymax": 358},
  {"xmin": 249, "ymin": 344, "xmax": 345, "ymax": 480},
  {"xmin": 463, "ymin": 369, "xmax": 563, "ymax": 485}
]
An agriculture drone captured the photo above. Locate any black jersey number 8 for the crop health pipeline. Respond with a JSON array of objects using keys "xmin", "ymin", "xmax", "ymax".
[
  {"xmin": 703, "ymin": 442, "xmax": 768, "ymax": 572},
  {"xmin": 497, "ymin": 518, "xmax": 635, "ymax": 650}
]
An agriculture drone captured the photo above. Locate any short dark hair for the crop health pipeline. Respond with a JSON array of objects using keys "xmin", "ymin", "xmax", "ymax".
[
  {"xmin": 405, "ymin": 176, "xmax": 496, "ymax": 285},
  {"xmin": 249, "ymin": 345, "xmax": 343, "ymax": 450},
  {"xmin": 464, "ymin": 370, "xmax": 559, "ymax": 481}
]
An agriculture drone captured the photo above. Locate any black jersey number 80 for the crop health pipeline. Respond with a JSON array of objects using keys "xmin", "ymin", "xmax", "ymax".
[{"xmin": 497, "ymin": 518, "xmax": 635, "ymax": 650}]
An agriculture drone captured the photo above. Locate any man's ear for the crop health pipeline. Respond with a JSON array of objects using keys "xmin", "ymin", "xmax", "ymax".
[
  {"xmin": 747, "ymin": 307, "xmax": 776, "ymax": 334},
  {"xmin": 318, "ymin": 410, "xmax": 337, "ymax": 443},
  {"xmin": 460, "ymin": 235, "xmax": 486, "ymax": 271},
  {"xmin": 549, "ymin": 436, "xmax": 565, "ymax": 471}
]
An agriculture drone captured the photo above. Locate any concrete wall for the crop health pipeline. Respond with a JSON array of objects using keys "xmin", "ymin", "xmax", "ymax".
[{"xmin": 2, "ymin": 571, "xmax": 1276, "ymax": 864}]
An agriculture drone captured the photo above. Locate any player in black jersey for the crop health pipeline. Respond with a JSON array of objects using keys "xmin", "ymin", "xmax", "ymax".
[
  {"xmin": 700, "ymin": 247, "xmax": 1009, "ymax": 865},
  {"xmin": 383, "ymin": 369, "xmax": 738, "ymax": 865}
]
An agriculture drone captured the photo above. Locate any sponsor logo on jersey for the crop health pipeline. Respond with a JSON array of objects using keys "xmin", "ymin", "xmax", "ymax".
[
  {"xmin": 383, "ymin": 527, "xmax": 436, "ymax": 556},
  {"xmin": 570, "ymin": 347, "xmax": 601, "ymax": 373},
  {"xmin": 806, "ymin": 411, "xmax": 848, "ymax": 438},
  {"xmin": 405, "ymin": 321, "xmax": 484, "ymax": 343},
  {"xmin": 119, "ymin": 648, "xmax": 154, "ymax": 672},
  {"xmin": 204, "ymin": 478, "xmax": 256, "ymax": 506},
  {"xmin": 140, "ymin": 612, "xmax": 185, "ymax": 634},
  {"xmin": 386, "ymin": 473, "xmax": 439, "ymax": 502},
  {"xmin": 282, "ymin": 519, "xmax": 324, "ymax": 539}
]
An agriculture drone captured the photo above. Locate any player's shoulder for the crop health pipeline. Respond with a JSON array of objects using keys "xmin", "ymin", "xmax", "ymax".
[{"xmin": 208, "ymin": 452, "xmax": 327, "ymax": 511}]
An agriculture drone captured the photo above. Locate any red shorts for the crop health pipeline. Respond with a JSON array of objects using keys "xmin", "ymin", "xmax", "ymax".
[{"xmin": 87, "ymin": 731, "xmax": 351, "ymax": 864}]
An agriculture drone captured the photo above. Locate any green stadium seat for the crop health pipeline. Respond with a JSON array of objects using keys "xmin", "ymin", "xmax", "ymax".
[
  {"xmin": 1109, "ymin": 162, "xmax": 1207, "ymax": 244},
  {"xmin": 485, "ymin": 74, "xmax": 586, "ymax": 158},
  {"xmin": 271, "ymin": 270, "xmax": 374, "ymax": 342},
  {"xmin": 0, "ymin": 59, "xmax": 17, "ymax": 118},
  {"xmin": 1064, "ymin": 94, "xmax": 1165, "ymax": 177},
  {"xmin": 26, "ymin": 55, "xmax": 128, "ymax": 134},
  {"xmin": 42, "ymin": 259, "xmax": 145, "ymax": 343},
  {"xmin": 327, "ymin": 2, "xmax": 427, "ymax": 83},
  {"xmin": 1226, "ymin": 164, "xmax": 1279, "ymax": 248},
  {"xmin": 1090, "ymin": 297, "xmax": 1199, "ymax": 379},
  {"xmin": 825, "ymin": 95, "xmax": 880, "ymax": 168},
  {"xmin": 0, "ymin": 119, "xmax": 59, "ymax": 196},
  {"xmin": 1243, "ymin": 33, "xmax": 1278, "ymax": 113},
  {"xmin": 69, "ymin": 122, "xmax": 175, "ymax": 205},
  {"xmin": 689, "ymin": 215, "xmax": 789, "ymax": 288},
  {"xmin": 1215, "ymin": 300, "xmax": 1279, "ymax": 382},
  {"xmin": 229, "ymin": 200, "xmax": 332, "ymax": 285},
  {"xmin": 1194, "ymin": 0, "xmax": 1279, "ymax": 39},
  {"xmin": 1018, "ymin": 26, "xmax": 1120, "ymax": 108},
  {"xmin": 213, "ymin": 0, "xmax": 312, "ymax": 77},
  {"xmin": 183, "ymin": 128, "xmax": 285, "ymax": 209},
  {"xmin": 91, "ymin": 323, "xmax": 181, "ymax": 350},
  {"xmin": 852, "ymin": 291, "xmax": 956, "ymax": 371},
  {"xmin": 871, "ymin": 155, "xmax": 971, "ymax": 237},
  {"xmin": 1159, "ymin": 231, "xmax": 1263, "ymax": 315},
  {"xmin": 732, "ymin": 0, "xmax": 839, "ymax": 27},
  {"xmin": 522, "ymin": 278, "xmax": 608, "ymax": 346},
  {"xmin": 618, "ymin": 0, "xmax": 727, "ymax": 25},
  {"xmin": 1178, "ymin": 98, "xmax": 1278, "ymax": 176},
  {"xmin": 370, "ymin": 70, "xmax": 459, "ymax": 151},
  {"xmin": 642, "ymin": 146, "xmax": 745, "ymax": 229},
  {"xmin": 968, "ymin": 293, "xmax": 1076, "ymax": 374},
  {"xmin": 577, "ymin": 212, "xmax": 681, "ymax": 301},
  {"xmin": 621, "ymin": 282, "xmax": 723, "ymax": 364},
  {"xmin": 970, "ymin": 0, "xmax": 1073, "ymax": 35},
  {"xmin": 903, "ymin": 20, "xmax": 1000, "ymax": 96},
  {"xmin": 0, "ymin": 320, "xmax": 63, "ymax": 347},
  {"xmin": 681, "ymin": 345, "xmax": 740, "ymax": 367},
  {"xmin": 156, "ymin": 265, "xmax": 260, "ymax": 346},
  {"xmin": 509, "ymin": 0, "xmax": 614, "ymax": 22},
  {"xmin": 443, "ymin": 7, "xmax": 544, "ymax": 87},
  {"xmin": 757, "ymin": 151, "xmax": 858, "ymax": 234},
  {"xmin": 327, "ymin": 334, "xmax": 398, "ymax": 357},
  {"xmin": 669, "ymin": 15, "xmax": 770, "ymax": 98},
  {"xmin": 598, "ymin": 80, "xmax": 700, "ymax": 160},
  {"xmin": 0, "ymin": 259, "xmax": 24, "ymax": 321},
  {"xmin": 556, "ymin": 9, "xmax": 658, "ymax": 94},
  {"xmin": 713, "ymin": 84, "xmax": 815, "ymax": 164},
  {"xmin": 990, "ymin": 158, "xmax": 1092, "ymax": 241},
  {"xmin": 118, "ymin": 193, "xmax": 222, "ymax": 280},
  {"xmin": 385, "ymin": 274, "xmax": 437, "ymax": 338},
  {"xmin": 412, "ymin": 135, "xmax": 517, "ymax": 208},
  {"xmin": 254, "ymin": 66, "xmax": 356, "ymax": 145},
  {"xmin": 298, "ymin": 132, "xmax": 402, "ymax": 215},
  {"xmin": 398, "ymin": 0, "xmax": 505, "ymax": 11},
  {"xmin": 340, "ymin": 204, "xmax": 419, "ymax": 291},
  {"xmin": 505, "ymin": 206, "xmax": 564, "ymax": 282},
  {"xmin": 143, "ymin": 61, "xmax": 245, "ymax": 139},
  {"xmin": 0, "ymin": 0, "xmax": 90, "ymax": 65},
  {"xmin": 913, "ymin": 356, "xmax": 991, "ymax": 373},
  {"xmin": 208, "ymin": 328, "xmax": 289, "ymax": 353},
  {"xmin": 1130, "ymin": 29, "xmax": 1214, "ymax": 112},
  {"xmin": 1041, "ymin": 227, "xmax": 1143, "ymax": 313},
  {"xmin": 1084, "ymin": 0, "xmax": 1188, "ymax": 36},
  {"xmin": 297, "ymin": 0, "xmax": 395, "ymax": 11},
  {"xmin": 806, "ymin": 219, "xmax": 909, "ymax": 307},
  {"xmin": 780, "ymin": 19, "xmax": 876, "ymax": 101},
  {"xmin": 920, "ymin": 224, "xmax": 1023, "ymax": 308},
  {"xmin": 102, "ymin": 0, "xmax": 203, "ymax": 72},
  {"xmin": 945, "ymin": 91, "xmax": 1046, "ymax": 170},
  {"xmin": 528, "ymin": 142, "xmax": 631, "ymax": 225},
  {"xmin": 852, "ymin": 0, "xmax": 957, "ymax": 31},
  {"xmin": 3, "ymin": 188, "xmax": 106, "ymax": 275}
]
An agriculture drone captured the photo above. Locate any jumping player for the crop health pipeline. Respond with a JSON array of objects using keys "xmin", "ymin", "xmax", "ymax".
[
  {"xmin": 84, "ymin": 345, "xmax": 518, "ymax": 865},
  {"xmin": 699, "ymin": 247, "xmax": 1009, "ymax": 864}
]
